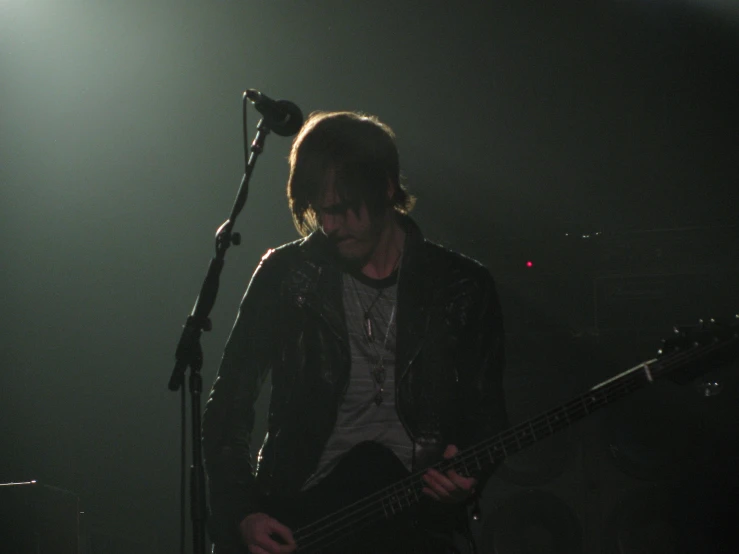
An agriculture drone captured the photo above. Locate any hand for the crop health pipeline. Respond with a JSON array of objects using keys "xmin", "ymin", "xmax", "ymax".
[
  {"xmin": 421, "ymin": 444, "xmax": 477, "ymax": 504},
  {"xmin": 239, "ymin": 512, "xmax": 297, "ymax": 554}
]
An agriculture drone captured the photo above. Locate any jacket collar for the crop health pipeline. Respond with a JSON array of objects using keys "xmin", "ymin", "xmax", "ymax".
[
  {"xmin": 283, "ymin": 231, "xmax": 346, "ymax": 342},
  {"xmin": 283, "ymin": 215, "xmax": 434, "ymax": 372},
  {"xmin": 395, "ymin": 216, "xmax": 435, "ymax": 380}
]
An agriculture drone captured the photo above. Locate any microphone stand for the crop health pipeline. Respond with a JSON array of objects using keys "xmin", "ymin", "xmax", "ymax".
[{"xmin": 167, "ymin": 92, "xmax": 272, "ymax": 554}]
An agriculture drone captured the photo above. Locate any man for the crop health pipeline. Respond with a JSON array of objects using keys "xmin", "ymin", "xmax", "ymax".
[{"xmin": 202, "ymin": 111, "xmax": 507, "ymax": 553}]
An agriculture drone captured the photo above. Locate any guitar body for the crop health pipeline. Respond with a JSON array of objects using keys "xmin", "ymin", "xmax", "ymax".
[
  {"xmin": 216, "ymin": 441, "xmax": 454, "ymax": 554},
  {"xmin": 265, "ymin": 441, "xmax": 450, "ymax": 553}
]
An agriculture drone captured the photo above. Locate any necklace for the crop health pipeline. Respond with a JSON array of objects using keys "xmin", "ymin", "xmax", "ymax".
[
  {"xmin": 349, "ymin": 238, "xmax": 405, "ymax": 405},
  {"xmin": 359, "ymin": 287, "xmax": 384, "ymax": 342},
  {"xmin": 351, "ymin": 249, "xmax": 402, "ymax": 342},
  {"xmin": 371, "ymin": 304, "xmax": 396, "ymax": 405},
  {"xmin": 349, "ymin": 276, "xmax": 398, "ymax": 405}
]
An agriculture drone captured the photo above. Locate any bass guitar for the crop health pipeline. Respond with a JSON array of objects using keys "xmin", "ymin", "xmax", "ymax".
[{"xmin": 218, "ymin": 317, "xmax": 738, "ymax": 553}]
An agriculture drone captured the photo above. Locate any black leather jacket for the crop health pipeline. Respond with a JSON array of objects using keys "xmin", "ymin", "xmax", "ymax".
[{"xmin": 202, "ymin": 217, "xmax": 507, "ymax": 546}]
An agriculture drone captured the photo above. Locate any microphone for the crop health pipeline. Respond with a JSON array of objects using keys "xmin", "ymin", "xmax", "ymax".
[{"xmin": 245, "ymin": 89, "xmax": 303, "ymax": 137}]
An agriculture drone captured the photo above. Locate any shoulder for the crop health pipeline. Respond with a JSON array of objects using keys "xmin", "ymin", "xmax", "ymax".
[
  {"xmin": 258, "ymin": 230, "xmax": 329, "ymax": 264},
  {"xmin": 258, "ymin": 237, "xmax": 304, "ymax": 266},
  {"xmin": 420, "ymin": 241, "xmax": 502, "ymax": 329},
  {"xmin": 256, "ymin": 231, "xmax": 323, "ymax": 269},
  {"xmin": 242, "ymin": 238, "xmax": 302, "ymax": 294},
  {"xmin": 402, "ymin": 214, "xmax": 492, "ymax": 284},
  {"xmin": 420, "ymin": 239, "xmax": 502, "ymax": 324},
  {"xmin": 250, "ymin": 232, "xmax": 330, "ymax": 285},
  {"xmin": 422, "ymin": 239, "xmax": 493, "ymax": 286}
]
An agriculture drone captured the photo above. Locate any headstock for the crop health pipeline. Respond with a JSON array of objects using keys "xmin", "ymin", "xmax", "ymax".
[{"xmin": 659, "ymin": 315, "xmax": 739, "ymax": 384}]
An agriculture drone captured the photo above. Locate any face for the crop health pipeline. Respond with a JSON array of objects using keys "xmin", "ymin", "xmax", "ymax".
[{"xmin": 317, "ymin": 181, "xmax": 385, "ymax": 265}]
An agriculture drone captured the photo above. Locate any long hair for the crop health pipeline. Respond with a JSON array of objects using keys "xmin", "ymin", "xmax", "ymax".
[{"xmin": 287, "ymin": 111, "xmax": 415, "ymax": 236}]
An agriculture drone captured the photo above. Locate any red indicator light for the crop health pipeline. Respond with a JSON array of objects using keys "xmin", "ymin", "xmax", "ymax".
[{"xmin": 526, "ymin": 261, "xmax": 534, "ymax": 268}]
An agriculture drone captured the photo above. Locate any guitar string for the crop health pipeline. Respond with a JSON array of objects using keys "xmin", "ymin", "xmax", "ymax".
[
  {"xmin": 294, "ymin": 339, "xmax": 732, "ymax": 550},
  {"xmin": 293, "ymin": 363, "xmax": 683, "ymax": 552},
  {"xmin": 293, "ymin": 336, "xmax": 737, "ymax": 550},
  {"xmin": 295, "ymin": 400, "xmax": 659, "ymax": 550}
]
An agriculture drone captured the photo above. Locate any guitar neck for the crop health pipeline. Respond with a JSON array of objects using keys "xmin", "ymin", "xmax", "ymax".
[
  {"xmin": 449, "ymin": 358, "xmax": 660, "ymax": 477},
  {"xmin": 292, "ymin": 322, "xmax": 738, "ymax": 552},
  {"xmin": 366, "ymin": 357, "xmax": 663, "ymax": 523}
]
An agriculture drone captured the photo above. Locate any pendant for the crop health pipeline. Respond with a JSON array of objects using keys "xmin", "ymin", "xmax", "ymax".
[
  {"xmin": 371, "ymin": 366, "xmax": 385, "ymax": 405},
  {"xmin": 372, "ymin": 366, "xmax": 385, "ymax": 384},
  {"xmin": 364, "ymin": 314, "xmax": 374, "ymax": 342},
  {"xmin": 374, "ymin": 388, "xmax": 383, "ymax": 405}
]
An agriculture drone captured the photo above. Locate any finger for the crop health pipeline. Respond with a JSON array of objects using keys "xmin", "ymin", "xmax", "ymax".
[
  {"xmin": 424, "ymin": 470, "xmax": 457, "ymax": 494},
  {"xmin": 424, "ymin": 482, "xmax": 463, "ymax": 504},
  {"xmin": 268, "ymin": 520, "xmax": 297, "ymax": 548},
  {"xmin": 423, "ymin": 476, "xmax": 458, "ymax": 502},
  {"xmin": 248, "ymin": 545, "xmax": 271, "ymax": 554},
  {"xmin": 421, "ymin": 486, "xmax": 441, "ymax": 501},
  {"xmin": 443, "ymin": 444, "xmax": 459, "ymax": 458},
  {"xmin": 254, "ymin": 536, "xmax": 292, "ymax": 554},
  {"xmin": 259, "ymin": 536, "xmax": 294, "ymax": 554},
  {"xmin": 253, "ymin": 533, "xmax": 284, "ymax": 554},
  {"xmin": 276, "ymin": 540, "xmax": 297, "ymax": 554},
  {"xmin": 446, "ymin": 470, "xmax": 477, "ymax": 491}
]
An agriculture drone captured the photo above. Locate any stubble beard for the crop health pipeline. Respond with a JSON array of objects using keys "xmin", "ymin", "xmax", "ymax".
[{"xmin": 335, "ymin": 219, "xmax": 386, "ymax": 270}]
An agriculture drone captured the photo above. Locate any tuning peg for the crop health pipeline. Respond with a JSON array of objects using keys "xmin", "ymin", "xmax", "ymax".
[
  {"xmin": 695, "ymin": 379, "xmax": 723, "ymax": 397},
  {"xmin": 672, "ymin": 325, "xmax": 693, "ymax": 338},
  {"xmin": 707, "ymin": 316, "xmax": 735, "ymax": 327}
]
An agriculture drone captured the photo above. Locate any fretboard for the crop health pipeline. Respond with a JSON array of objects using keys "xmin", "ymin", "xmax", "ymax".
[
  {"xmin": 293, "ymin": 323, "xmax": 738, "ymax": 553},
  {"xmin": 378, "ymin": 358, "xmax": 660, "ymax": 518}
]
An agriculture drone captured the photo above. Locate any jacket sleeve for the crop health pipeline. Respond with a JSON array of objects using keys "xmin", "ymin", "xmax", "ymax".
[
  {"xmin": 201, "ymin": 250, "xmax": 282, "ymax": 547},
  {"xmin": 456, "ymin": 267, "xmax": 508, "ymax": 473}
]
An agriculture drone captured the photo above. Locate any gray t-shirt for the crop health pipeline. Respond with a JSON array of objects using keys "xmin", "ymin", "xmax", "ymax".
[{"xmin": 302, "ymin": 270, "xmax": 413, "ymax": 489}]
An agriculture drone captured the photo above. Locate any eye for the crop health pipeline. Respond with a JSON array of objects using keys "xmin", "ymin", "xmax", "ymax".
[{"xmin": 320, "ymin": 202, "xmax": 349, "ymax": 216}]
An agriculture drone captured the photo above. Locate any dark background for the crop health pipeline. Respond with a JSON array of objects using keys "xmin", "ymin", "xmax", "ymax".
[{"xmin": 2, "ymin": 1, "xmax": 737, "ymax": 552}]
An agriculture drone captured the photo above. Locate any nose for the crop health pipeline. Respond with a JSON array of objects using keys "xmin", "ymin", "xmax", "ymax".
[{"xmin": 321, "ymin": 213, "xmax": 341, "ymax": 236}]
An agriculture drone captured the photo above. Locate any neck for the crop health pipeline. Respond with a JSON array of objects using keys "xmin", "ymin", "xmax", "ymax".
[{"xmin": 361, "ymin": 214, "xmax": 405, "ymax": 280}]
